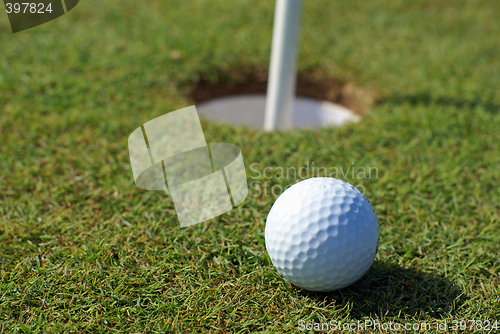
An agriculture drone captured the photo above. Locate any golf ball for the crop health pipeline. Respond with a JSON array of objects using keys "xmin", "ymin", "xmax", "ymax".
[{"xmin": 265, "ymin": 178, "xmax": 379, "ymax": 291}]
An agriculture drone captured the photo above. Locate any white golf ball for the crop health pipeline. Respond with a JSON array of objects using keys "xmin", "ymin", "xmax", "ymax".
[{"xmin": 265, "ymin": 177, "xmax": 379, "ymax": 291}]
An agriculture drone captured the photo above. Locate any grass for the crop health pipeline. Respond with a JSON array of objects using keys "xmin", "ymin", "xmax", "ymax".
[{"xmin": 1, "ymin": 0, "xmax": 500, "ymax": 332}]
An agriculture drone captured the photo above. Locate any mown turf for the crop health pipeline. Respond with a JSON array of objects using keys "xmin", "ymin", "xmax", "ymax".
[{"xmin": 1, "ymin": 0, "xmax": 500, "ymax": 332}]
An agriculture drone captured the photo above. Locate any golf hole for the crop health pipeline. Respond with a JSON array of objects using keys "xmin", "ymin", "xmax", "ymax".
[{"xmin": 187, "ymin": 69, "xmax": 374, "ymax": 130}]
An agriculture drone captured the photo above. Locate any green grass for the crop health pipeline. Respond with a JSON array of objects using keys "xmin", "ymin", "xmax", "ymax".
[{"xmin": 1, "ymin": 0, "xmax": 500, "ymax": 332}]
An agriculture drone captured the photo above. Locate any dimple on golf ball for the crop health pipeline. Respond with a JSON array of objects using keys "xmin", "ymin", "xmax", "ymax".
[{"xmin": 265, "ymin": 177, "xmax": 379, "ymax": 291}]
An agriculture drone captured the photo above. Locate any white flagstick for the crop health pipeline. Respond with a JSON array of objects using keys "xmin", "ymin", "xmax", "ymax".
[{"xmin": 264, "ymin": 0, "xmax": 303, "ymax": 131}]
